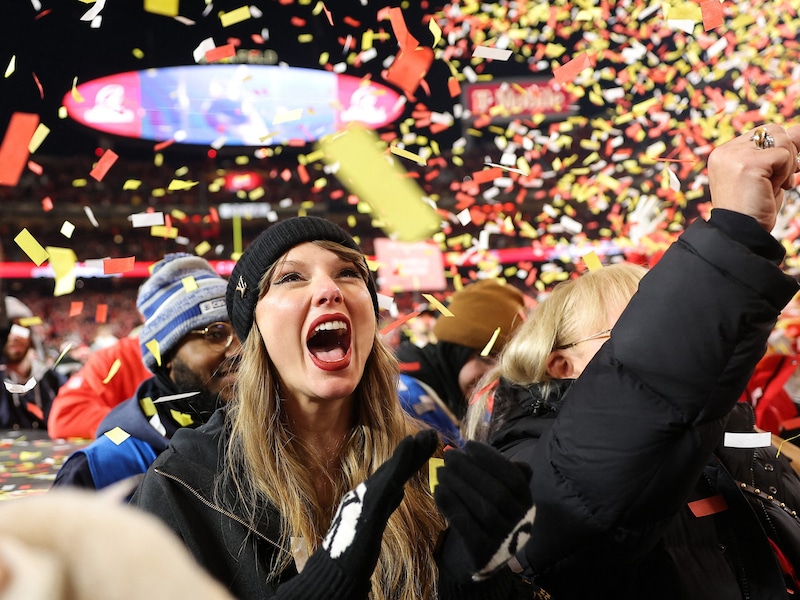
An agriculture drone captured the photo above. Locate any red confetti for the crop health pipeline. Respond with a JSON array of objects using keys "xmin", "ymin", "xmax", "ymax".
[
  {"xmin": 95, "ymin": 304, "xmax": 108, "ymax": 324},
  {"xmin": 688, "ymin": 495, "xmax": 729, "ymax": 518},
  {"xmin": 32, "ymin": 72, "xmax": 44, "ymax": 99},
  {"xmin": 205, "ymin": 44, "xmax": 236, "ymax": 63},
  {"xmin": 553, "ymin": 52, "xmax": 593, "ymax": 86},
  {"xmin": 153, "ymin": 138, "xmax": 175, "ymax": 151},
  {"xmin": 102, "ymin": 257, "xmax": 135, "ymax": 274},
  {"xmin": 701, "ymin": 0, "xmax": 725, "ymax": 31},
  {"xmin": 379, "ymin": 311, "xmax": 421, "ymax": 335},
  {"xmin": 89, "ymin": 149, "xmax": 119, "ymax": 181},
  {"xmin": 0, "ymin": 112, "xmax": 40, "ymax": 186}
]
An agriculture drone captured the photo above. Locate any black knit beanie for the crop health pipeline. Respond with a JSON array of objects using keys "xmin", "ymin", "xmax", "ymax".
[{"xmin": 226, "ymin": 216, "xmax": 379, "ymax": 342}]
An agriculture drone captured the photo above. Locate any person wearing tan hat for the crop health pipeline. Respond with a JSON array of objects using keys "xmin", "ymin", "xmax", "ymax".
[{"xmin": 396, "ymin": 280, "xmax": 526, "ymax": 446}]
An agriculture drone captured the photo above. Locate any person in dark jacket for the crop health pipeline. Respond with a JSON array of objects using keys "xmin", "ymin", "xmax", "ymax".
[
  {"xmin": 0, "ymin": 296, "xmax": 65, "ymax": 430},
  {"xmin": 396, "ymin": 279, "xmax": 526, "ymax": 445},
  {"xmin": 131, "ymin": 217, "xmax": 537, "ymax": 600},
  {"xmin": 52, "ymin": 253, "xmax": 239, "ymax": 490},
  {"xmin": 464, "ymin": 123, "xmax": 800, "ymax": 599}
]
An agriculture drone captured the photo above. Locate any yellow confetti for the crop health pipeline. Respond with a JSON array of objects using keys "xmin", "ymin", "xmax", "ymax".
[
  {"xmin": 389, "ymin": 145, "xmax": 428, "ymax": 166},
  {"xmin": 150, "ymin": 226, "xmax": 179, "ymax": 238},
  {"xmin": 144, "ymin": 0, "xmax": 179, "ymax": 17},
  {"xmin": 422, "ymin": 293, "xmax": 454, "ymax": 317},
  {"xmin": 14, "ymin": 229, "xmax": 49, "ymax": 266},
  {"xmin": 429, "ymin": 17, "xmax": 443, "ymax": 47},
  {"xmin": 123, "ymin": 179, "xmax": 142, "ymax": 190},
  {"xmin": 195, "ymin": 240, "xmax": 212, "ymax": 256},
  {"xmin": 480, "ymin": 327, "xmax": 501, "ymax": 357},
  {"xmin": 53, "ymin": 343, "xmax": 72, "ymax": 368},
  {"xmin": 104, "ymin": 427, "xmax": 131, "ymax": 446},
  {"xmin": 4, "ymin": 55, "xmax": 15, "ymax": 78},
  {"xmin": 181, "ymin": 275, "xmax": 198, "ymax": 292},
  {"xmin": 219, "ymin": 5, "xmax": 251, "ymax": 27},
  {"xmin": 140, "ymin": 396, "xmax": 156, "ymax": 418},
  {"xmin": 170, "ymin": 410, "xmax": 194, "ymax": 427},
  {"xmin": 102, "ymin": 359, "xmax": 122, "ymax": 384},
  {"xmin": 664, "ymin": 1, "xmax": 702, "ymax": 20},
  {"xmin": 28, "ymin": 123, "xmax": 50, "ymax": 153},
  {"xmin": 18, "ymin": 317, "xmax": 42, "ymax": 327},
  {"xmin": 168, "ymin": 179, "xmax": 200, "ymax": 191},
  {"xmin": 318, "ymin": 126, "xmax": 440, "ymax": 242},
  {"xmin": 582, "ymin": 251, "xmax": 603, "ymax": 272},
  {"xmin": 362, "ymin": 30, "xmax": 374, "ymax": 51},
  {"xmin": 429, "ymin": 457, "xmax": 444, "ymax": 493},
  {"xmin": 47, "ymin": 246, "xmax": 77, "ymax": 297},
  {"xmin": 70, "ymin": 77, "xmax": 84, "ymax": 102},
  {"xmin": 145, "ymin": 339, "xmax": 162, "ymax": 367}
]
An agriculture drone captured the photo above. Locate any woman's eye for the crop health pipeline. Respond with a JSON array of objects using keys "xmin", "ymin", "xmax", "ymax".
[{"xmin": 274, "ymin": 272, "xmax": 302, "ymax": 284}]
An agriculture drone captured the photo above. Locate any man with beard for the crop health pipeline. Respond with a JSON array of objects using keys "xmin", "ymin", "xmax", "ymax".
[{"xmin": 53, "ymin": 254, "xmax": 239, "ymax": 490}]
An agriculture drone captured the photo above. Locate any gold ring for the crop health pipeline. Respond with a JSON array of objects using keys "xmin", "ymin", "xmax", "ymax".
[{"xmin": 751, "ymin": 127, "xmax": 775, "ymax": 150}]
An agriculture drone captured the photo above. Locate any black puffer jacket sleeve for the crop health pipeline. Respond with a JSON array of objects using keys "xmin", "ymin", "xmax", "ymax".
[{"xmin": 517, "ymin": 218, "xmax": 799, "ymax": 592}]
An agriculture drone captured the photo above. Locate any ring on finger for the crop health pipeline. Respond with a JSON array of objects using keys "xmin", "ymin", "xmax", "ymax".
[{"xmin": 751, "ymin": 126, "xmax": 775, "ymax": 150}]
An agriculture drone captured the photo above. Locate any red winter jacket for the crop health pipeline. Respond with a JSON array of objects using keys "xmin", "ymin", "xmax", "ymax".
[
  {"xmin": 740, "ymin": 353, "xmax": 800, "ymax": 436},
  {"xmin": 48, "ymin": 337, "xmax": 151, "ymax": 439}
]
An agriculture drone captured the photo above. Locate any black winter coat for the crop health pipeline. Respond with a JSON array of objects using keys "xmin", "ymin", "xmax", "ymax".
[
  {"xmin": 488, "ymin": 213, "xmax": 800, "ymax": 599},
  {"xmin": 131, "ymin": 409, "xmax": 531, "ymax": 600}
]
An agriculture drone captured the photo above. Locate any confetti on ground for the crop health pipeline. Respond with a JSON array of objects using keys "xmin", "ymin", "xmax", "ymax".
[{"xmin": 0, "ymin": 430, "xmax": 89, "ymax": 500}]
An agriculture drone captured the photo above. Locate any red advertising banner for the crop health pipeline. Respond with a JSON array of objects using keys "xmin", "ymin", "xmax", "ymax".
[{"xmin": 464, "ymin": 78, "xmax": 577, "ymax": 121}]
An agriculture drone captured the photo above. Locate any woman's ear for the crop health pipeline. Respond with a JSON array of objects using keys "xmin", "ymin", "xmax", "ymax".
[{"xmin": 546, "ymin": 350, "xmax": 579, "ymax": 380}]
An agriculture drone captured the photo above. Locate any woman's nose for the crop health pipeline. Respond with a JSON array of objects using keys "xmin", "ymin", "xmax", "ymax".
[{"xmin": 314, "ymin": 277, "xmax": 343, "ymax": 306}]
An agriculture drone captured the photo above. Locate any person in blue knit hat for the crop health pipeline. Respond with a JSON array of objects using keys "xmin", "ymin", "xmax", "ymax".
[{"xmin": 53, "ymin": 253, "xmax": 240, "ymax": 490}]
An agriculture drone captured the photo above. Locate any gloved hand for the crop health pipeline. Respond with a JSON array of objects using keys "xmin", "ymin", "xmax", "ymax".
[
  {"xmin": 277, "ymin": 428, "xmax": 439, "ymax": 600},
  {"xmin": 435, "ymin": 441, "xmax": 536, "ymax": 583}
]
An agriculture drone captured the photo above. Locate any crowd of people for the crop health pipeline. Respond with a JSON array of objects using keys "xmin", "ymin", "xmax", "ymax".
[{"xmin": 0, "ymin": 124, "xmax": 800, "ymax": 597}]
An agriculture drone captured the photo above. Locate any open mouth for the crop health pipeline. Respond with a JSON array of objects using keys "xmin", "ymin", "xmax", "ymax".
[{"xmin": 306, "ymin": 319, "xmax": 351, "ymax": 364}]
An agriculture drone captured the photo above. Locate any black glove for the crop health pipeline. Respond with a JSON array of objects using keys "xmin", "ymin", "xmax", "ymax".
[
  {"xmin": 435, "ymin": 441, "xmax": 536, "ymax": 584},
  {"xmin": 277, "ymin": 429, "xmax": 438, "ymax": 600}
]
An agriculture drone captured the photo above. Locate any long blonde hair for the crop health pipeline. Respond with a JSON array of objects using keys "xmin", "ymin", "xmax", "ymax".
[
  {"xmin": 463, "ymin": 262, "xmax": 647, "ymax": 441},
  {"xmin": 222, "ymin": 240, "xmax": 444, "ymax": 599}
]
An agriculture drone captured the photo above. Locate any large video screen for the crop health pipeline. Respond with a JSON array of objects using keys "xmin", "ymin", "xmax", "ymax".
[{"xmin": 62, "ymin": 65, "xmax": 404, "ymax": 146}]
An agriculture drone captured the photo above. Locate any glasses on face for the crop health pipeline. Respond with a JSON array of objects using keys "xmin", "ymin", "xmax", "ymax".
[
  {"xmin": 190, "ymin": 322, "xmax": 235, "ymax": 352},
  {"xmin": 554, "ymin": 328, "xmax": 612, "ymax": 350}
]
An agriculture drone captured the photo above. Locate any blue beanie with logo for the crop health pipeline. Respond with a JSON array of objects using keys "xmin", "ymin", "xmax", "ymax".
[{"xmin": 137, "ymin": 253, "xmax": 229, "ymax": 372}]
